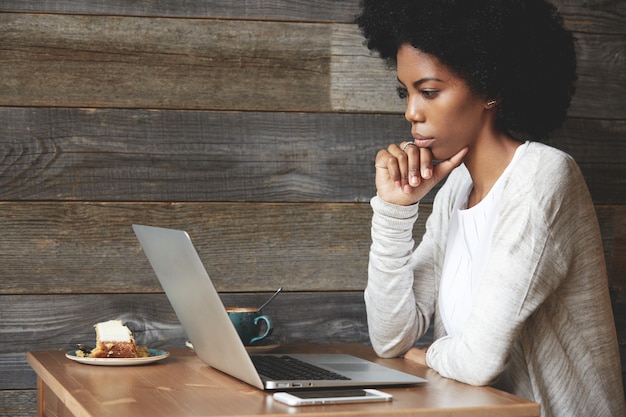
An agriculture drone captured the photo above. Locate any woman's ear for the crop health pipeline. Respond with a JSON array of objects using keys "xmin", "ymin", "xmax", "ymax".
[{"xmin": 485, "ymin": 99, "xmax": 498, "ymax": 109}]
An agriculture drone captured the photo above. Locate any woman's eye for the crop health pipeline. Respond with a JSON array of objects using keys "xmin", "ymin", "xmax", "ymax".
[
  {"xmin": 396, "ymin": 86, "xmax": 408, "ymax": 99},
  {"xmin": 421, "ymin": 89, "xmax": 439, "ymax": 99}
]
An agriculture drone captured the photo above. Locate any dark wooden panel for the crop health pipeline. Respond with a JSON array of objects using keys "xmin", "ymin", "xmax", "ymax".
[
  {"xmin": 1, "ymin": 0, "xmax": 623, "ymax": 34},
  {"xmin": 0, "ymin": 292, "xmax": 369, "ymax": 389},
  {"xmin": 0, "ymin": 0, "xmax": 360, "ymax": 22},
  {"xmin": 606, "ymin": 205, "xmax": 626, "ymax": 290},
  {"xmin": 0, "ymin": 390, "xmax": 36, "ymax": 417},
  {"xmin": 0, "ymin": 14, "xmax": 332, "ymax": 112},
  {"xmin": 1, "ymin": 108, "xmax": 623, "ymax": 204},
  {"xmin": 569, "ymin": 33, "xmax": 626, "ymax": 119},
  {"xmin": 0, "ymin": 14, "xmax": 624, "ymax": 119},
  {"xmin": 560, "ymin": 0, "xmax": 626, "ymax": 34},
  {"xmin": 0, "ymin": 202, "xmax": 429, "ymax": 294},
  {"xmin": 0, "ymin": 108, "xmax": 399, "ymax": 202}
]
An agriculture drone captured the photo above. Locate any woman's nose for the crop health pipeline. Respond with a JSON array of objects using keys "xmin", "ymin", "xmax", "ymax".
[{"xmin": 404, "ymin": 96, "xmax": 424, "ymax": 124}]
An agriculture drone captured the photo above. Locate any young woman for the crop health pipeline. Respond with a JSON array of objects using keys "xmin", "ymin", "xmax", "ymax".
[{"xmin": 356, "ymin": 1, "xmax": 625, "ymax": 416}]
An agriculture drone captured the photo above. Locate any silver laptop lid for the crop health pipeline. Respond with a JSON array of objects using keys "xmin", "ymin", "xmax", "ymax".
[{"xmin": 132, "ymin": 224, "xmax": 265, "ymax": 389}]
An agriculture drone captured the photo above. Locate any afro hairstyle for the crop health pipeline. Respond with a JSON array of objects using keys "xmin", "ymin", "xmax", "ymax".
[{"xmin": 355, "ymin": 0, "xmax": 577, "ymax": 141}]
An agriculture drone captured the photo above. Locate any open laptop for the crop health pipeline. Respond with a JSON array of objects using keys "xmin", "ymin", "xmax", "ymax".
[{"xmin": 132, "ymin": 224, "xmax": 426, "ymax": 390}]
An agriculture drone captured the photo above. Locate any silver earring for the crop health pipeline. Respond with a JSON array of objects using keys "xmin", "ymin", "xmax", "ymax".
[{"xmin": 486, "ymin": 100, "xmax": 498, "ymax": 108}]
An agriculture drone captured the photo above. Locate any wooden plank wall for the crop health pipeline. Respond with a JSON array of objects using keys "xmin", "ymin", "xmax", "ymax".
[{"xmin": 0, "ymin": 1, "xmax": 624, "ymax": 415}]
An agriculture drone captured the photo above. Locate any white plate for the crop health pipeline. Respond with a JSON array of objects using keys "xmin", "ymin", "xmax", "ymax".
[{"xmin": 65, "ymin": 349, "xmax": 169, "ymax": 366}]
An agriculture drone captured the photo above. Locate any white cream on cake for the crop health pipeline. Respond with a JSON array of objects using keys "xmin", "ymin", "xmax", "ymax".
[
  {"xmin": 89, "ymin": 319, "xmax": 138, "ymax": 358},
  {"xmin": 95, "ymin": 320, "xmax": 133, "ymax": 342}
]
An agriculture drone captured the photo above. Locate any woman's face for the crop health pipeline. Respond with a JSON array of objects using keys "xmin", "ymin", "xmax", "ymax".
[{"xmin": 396, "ymin": 44, "xmax": 491, "ymax": 160}]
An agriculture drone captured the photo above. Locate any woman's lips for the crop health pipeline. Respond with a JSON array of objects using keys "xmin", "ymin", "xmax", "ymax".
[{"xmin": 412, "ymin": 136, "xmax": 435, "ymax": 148}]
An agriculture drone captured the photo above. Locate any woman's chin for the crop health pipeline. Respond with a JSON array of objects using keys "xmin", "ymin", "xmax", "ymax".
[{"xmin": 432, "ymin": 147, "xmax": 467, "ymax": 163}]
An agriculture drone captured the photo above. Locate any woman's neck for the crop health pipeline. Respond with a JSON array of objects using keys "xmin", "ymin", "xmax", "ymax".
[{"xmin": 464, "ymin": 133, "xmax": 522, "ymax": 208}]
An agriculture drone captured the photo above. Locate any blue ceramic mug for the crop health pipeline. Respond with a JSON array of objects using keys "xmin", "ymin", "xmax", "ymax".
[{"xmin": 226, "ymin": 307, "xmax": 273, "ymax": 345}]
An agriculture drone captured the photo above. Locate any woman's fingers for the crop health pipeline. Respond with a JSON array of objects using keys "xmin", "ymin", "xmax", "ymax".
[
  {"xmin": 374, "ymin": 148, "xmax": 401, "ymax": 188},
  {"xmin": 399, "ymin": 142, "xmax": 436, "ymax": 192},
  {"xmin": 375, "ymin": 143, "xmax": 417, "ymax": 193},
  {"xmin": 419, "ymin": 147, "xmax": 433, "ymax": 180},
  {"xmin": 396, "ymin": 144, "xmax": 413, "ymax": 193},
  {"xmin": 432, "ymin": 146, "xmax": 469, "ymax": 182},
  {"xmin": 374, "ymin": 142, "xmax": 468, "ymax": 206},
  {"xmin": 402, "ymin": 142, "xmax": 421, "ymax": 188},
  {"xmin": 374, "ymin": 142, "xmax": 426, "ymax": 205}
]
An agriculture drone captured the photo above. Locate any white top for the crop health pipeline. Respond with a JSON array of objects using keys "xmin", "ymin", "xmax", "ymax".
[{"xmin": 439, "ymin": 143, "xmax": 527, "ymax": 336}]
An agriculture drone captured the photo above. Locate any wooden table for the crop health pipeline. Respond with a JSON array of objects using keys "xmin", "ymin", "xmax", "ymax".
[{"xmin": 27, "ymin": 344, "xmax": 539, "ymax": 417}]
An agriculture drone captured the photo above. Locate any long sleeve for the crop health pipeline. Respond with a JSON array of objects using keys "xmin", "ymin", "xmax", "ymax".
[
  {"xmin": 364, "ymin": 196, "xmax": 423, "ymax": 357},
  {"xmin": 366, "ymin": 177, "xmax": 453, "ymax": 357}
]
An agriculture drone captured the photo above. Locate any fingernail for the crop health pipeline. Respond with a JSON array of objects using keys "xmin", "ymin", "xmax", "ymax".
[{"xmin": 422, "ymin": 168, "xmax": 432, "ymax": 178}]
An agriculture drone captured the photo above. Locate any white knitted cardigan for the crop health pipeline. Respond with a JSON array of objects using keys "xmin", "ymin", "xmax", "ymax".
[{"xmin": 365, "ymin": 142, "xmax": 625, "ymax": 417}]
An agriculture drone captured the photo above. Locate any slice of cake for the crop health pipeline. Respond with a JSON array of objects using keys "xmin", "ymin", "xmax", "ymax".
[{"xmin": 89, "ymin": 320, "xmax": 138, "ymax": 358}]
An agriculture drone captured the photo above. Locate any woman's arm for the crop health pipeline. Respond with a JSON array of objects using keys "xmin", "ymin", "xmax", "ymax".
[
  {"xmin": 366, "ymin": 145, "xmax": 467, "ymax": 357},
  {"xmin": 365, "ymin": 196, "xmax": 424, "ymax": 357},
  {"xmin": 365, "ymin": 179, "xmax": 453, "ymax": 357}
]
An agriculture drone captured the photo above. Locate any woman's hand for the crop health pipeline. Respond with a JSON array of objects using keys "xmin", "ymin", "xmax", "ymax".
[
  {"xmin": 374, "ymin": 143, "xmax": 468, "ymax": 206},
  {"xmin": 404, "ymin": 346, "xmax": 429, "ymax": 366}
]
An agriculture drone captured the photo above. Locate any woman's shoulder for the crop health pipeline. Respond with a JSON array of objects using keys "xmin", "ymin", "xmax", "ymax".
[
  {"xmin": 521, "ymin": 141, "xmax": 575, "ymax": 166},
  {"xmin": 435, "ymin": 142, "xmax": 586, "ymax": 209},
  {"xmin": 504, "ymin": 142, "xmax": 592, "ymax": 215},
  {"xmin": 510, "ymin": 142, "xmax": 582, "ymax": 189}
]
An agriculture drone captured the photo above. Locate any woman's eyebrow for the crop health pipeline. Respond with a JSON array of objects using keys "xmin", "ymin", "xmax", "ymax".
[{"xmin": 397, "ymin": 77, "xmax": 443, "ymax": 87}]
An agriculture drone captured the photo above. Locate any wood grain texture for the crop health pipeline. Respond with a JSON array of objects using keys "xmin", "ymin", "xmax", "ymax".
[
  {"xmin": 0, "ymin": 108, "xmax": 399, "ymax": 203},
  {"xmin": 570, "ymin": 33, "xmax": 626, "ymax": 119},
  {"xmin": 0, "ymin": 292, "xmax": 370, "ymax": 390},
  {"xmin": 558, "ymin": 0, "xmax": 626, "ymax": 34},
  {"xmin": 0, "ymin": 0, "xmax": 361, "ymax": 22},
  {"xmin": 0, "ymin": 202, "xmax": 426, "ymax": 294},
  {"xmin": 1, "ymin": 14, "xmax": 624, "ymax": 118},
  {"xmin": 1, "ymin": 0, "xmax": 623, "ymax": 34},
  {"xmin": 1, "ymin": 108, "xmax": 623, "ymax": 204},
  {"xmin": 0, "ymin": 14, "xmax": 333, "ymax": 111},
  {"xmin": 0, "ymin": 390, "xmax": 35, "ymax": 417}
]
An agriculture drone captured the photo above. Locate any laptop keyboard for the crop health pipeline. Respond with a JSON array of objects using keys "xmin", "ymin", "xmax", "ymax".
[{"xmin": 251, "ymin": 355, "xmax": 351, "ymax": 381}]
